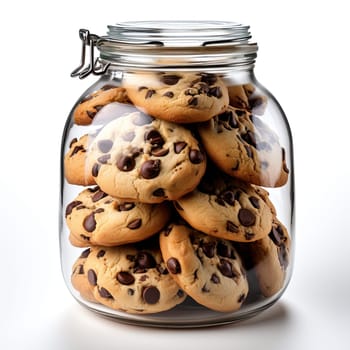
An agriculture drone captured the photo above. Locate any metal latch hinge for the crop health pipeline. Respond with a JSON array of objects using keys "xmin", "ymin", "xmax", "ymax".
[{"xmin": 71, "ymin": 29, "xmax": 110, "ymax": 79}]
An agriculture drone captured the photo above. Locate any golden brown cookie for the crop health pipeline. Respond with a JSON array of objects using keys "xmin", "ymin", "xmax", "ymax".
[
  {"xmin": 83, "ymin": 243, "xmax": 186, "ymax": 314},
  {"xmin": 73, "ymin": 85, "xmax": 130, "ymax": 125},
  {"xmin": 124, "ymin": 72, "xmax": 229, "ymax": 123},
  {"xmin": 174, "ymin": 168, "xmax": 274, "ymax": 242},
  {"xmin": 87, "ymin": 110, "xmax": 206, "ymax": 203},
  {"xmin": 159, "ymin": 223, "xmax": 248, "ymax": 312},
  {"xmin": 236, "ymin": 218, "xmax": 291, "ymax": 297},
  {"xmin": 65, "ymin": 186, "xmax": 171, "ymax": 247},
  {"xmin": 64, "ymin": 134, "xmax": 96, "ymax": 186},
  {"xmin": 198, "ymin": 106, "xmax": 289, "ymax": 187},
  {"xmin": 228, "ymin": 84, "xmax": 267, "ymax": 116},
  {"xmin": 71, "ymin": 248, "xmax": 97, "ymax": 303}
]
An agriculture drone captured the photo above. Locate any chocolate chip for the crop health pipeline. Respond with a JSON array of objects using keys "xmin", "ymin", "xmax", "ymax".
[
  {"xmin": 197, "ymin": 83, "xmax": 210, "ymax": 94},
  {"xmin": 80, "ymin": 234, "xmax": 90, "ymax": 241},
  {"xmin": 226, "ymin": 220, "xmax": 239, "ymax": 233},
  {"xmin": 77, "ymin": 265, "xmax": 84, "ymax": 274},
  {"xmin": 217, "ymin": 242, "xmax": 233, "ymax": 258},
  {"xmin": 163, "ymin": 226, "xmax": 173, "ymax": 236},
  {"xmin": 135, "ymin": 252, "xmax": 156, "ymax": 269},
  {"xmin": 97, "ymin": 250, "xmax": 105, "ymax": 258},
  {"xmin": 128, "ymin": 288, "xmax": 134, "ymax": 296},
  {"xmin": 200, "ymin": 73, "xmax": 217, "ymax": 85},
  {"xmin": 211, "ymin": 273, "xmax": 220, "ymax": 284},
  {"xmin": 71, "ymin": 145, "xmax": 85, "ymax": 156},
  {"xmin": 95, "ymin": 208, "xmax": 104, "ymax": 214},
  {"xmin": 215, "ymin": 197, "xmax": 226, "ymax": 206},
  {"xmin": 151, "ymin": 147, "xmax": 169, "ymax": 157},
  {"xmin": 189, "ymin": 149, "xmax": 204, "ymax": 164},
  {"xmin": 65, "ymin": 201, "xmax": 82, "ymax": 217},
  {"xmin": 80, "ymin": 248, "xmax": 91, "ymax": 258},
  {"xmin": 242, "ymin": 131, "xmax": 257, "ymax": 148},
  {"xmin": 69, "ymin": 138, "xmax": 78, "ymax": 148},
  {"xmin": 163, "ymin": 91, "xmax": 174, "ymax": 98},
  {"xmin": 269, "ymin": 226, "xmax": 285, "ymax": 246},
  {"xmin": 99, "ymin": 287, "xmax": 113, "ymax": 299},
  {"xmin": 174, "ymin": 142, "xmax": 187, "ymax": 154},
  {"xmin": 144, "ymin": 129, "xmax": 164, "ymax": 147},
  {"xmin": 278, "ymin": 244, "xmax": 289, "ymax": 269},
  {"xmin": 202, "ymin": 284, "xmax": 210, "ymax": 293},
  {"xmin": 244, "ymin": 232, "xmax": 255, "ymax": 240},
  {"xmin": 97, "ymin": 154, "xmax": 110, "ymax": 164},
  {"xmin": 83, "ymin": 213, "xmax": 97, "ymax": 232},
  {"xmin": 188, "ymin": 96, "xmax": 198, "ymax": 106},
  {"xmin": 238, "ymin": 208, "xmax": 256, "ymax": 226},
  {"xmin": 140, "ymin": 159, "xmax": 161, "ymax": 179},
  {"xmin": 127, "ymin": 218, "xmax": 142, "ymax": 229},
  {"xmin": 92, "ymin": 190, "xmax": 108, "ymax": 202},
  {"xmin": 153, "ymin": 188, "xmax": 165, "ymax": 197},
  {"xmin": 117, "ymin": 155, "xmax": 135, "ymax": 172},
  {"xmin": 222, "ymin": 190, "xmax": 235, "ymax": 205},
  {"xmin": 167, "ymin": 258, "xmax": 181, "ymax": 274},
  {"xmin": 177, "ymin": 289, "xmax": 185, "ymax": 298},
  {"xmin": 238, "ymin": 293, "xmax": 246, "ymax": 303},
  {"xmin": 249, "ymin": 196, "xmax": 260, "ymax": 209},
  {"xmin": 101, "ymin": 84, "xmax": 115, "ymax": 91},
  {"xmin": 86, "ymin": 110, "xmax": 96, "ymax": 119},
  {"xmin": 97, "ymin": 139, "xmax": 113, "ymax": 153},
  {"xmin": 201, "ymin": 242, "xmax": 216, "ymax": 258},
  {"xmin": 208, "ymin": 86, "xmax": 222, "ymax": 98},
  {"xmin": 145, "ymin": 89, "xmax": 156, "ymax": 99},
  {"xmin": 142, "ymin": 286, "xmax": 160, "ymax": 304},
  {"xmin": 91, "ymin": 163, "xmax": 100, "ymax": 177},
  {"xmin": 117, "ymin": 202, "xmax": 135, "ymax": 211},
  {"xmin": 117, "ymin": 271, "xmax": 135, "ymax": 285},
  {"xmin": 161, "ymin": 74, "xmax": 181, "ymax": 85},
  {"xmin": 244, "ymin": 145, "xmax": 253, "ymax": 158},
  {"xmin": 138, "ymin": 86, "xmax": 147, "ymax": 91},
  {"xmin": 87, "ymin": 269, "xmax": 97, "ymax": 286},
  {"xmin": 133, "ymin": 113, "xmax": 153, "ymax": 125},
  {"xmin": 218, "ymin": 259, "xmax": 234, "ymax": 278}
]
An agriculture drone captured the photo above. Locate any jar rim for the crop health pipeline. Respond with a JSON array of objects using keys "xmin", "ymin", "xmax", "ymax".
[
  {"xmin": 95, "ymin": 21, "xmax": 258, "ymax": 70},
  {"xmin": 105, "ymin": 20, "xmax": 253, "ymax": 47}
]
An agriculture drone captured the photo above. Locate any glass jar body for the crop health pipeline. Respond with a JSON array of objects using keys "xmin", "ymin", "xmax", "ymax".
[{"xmin": 60, "ymin": 61, "xmax": 294, "ymax": 327}]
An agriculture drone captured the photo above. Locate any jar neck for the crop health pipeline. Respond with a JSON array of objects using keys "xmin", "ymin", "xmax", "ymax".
[{"xmin": 96, "ymin": 21, "xmax": 258, "ymax": 72}]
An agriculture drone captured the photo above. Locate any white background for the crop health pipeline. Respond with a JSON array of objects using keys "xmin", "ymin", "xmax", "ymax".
[{"xmin": 1, "ymin": 0, "xmax": 349, "ymax": 349}]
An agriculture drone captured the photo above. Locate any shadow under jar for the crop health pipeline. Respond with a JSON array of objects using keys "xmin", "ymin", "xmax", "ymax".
[{"xmin": 60, "ymin": 20, "xmax": 295, "ymax": 328}]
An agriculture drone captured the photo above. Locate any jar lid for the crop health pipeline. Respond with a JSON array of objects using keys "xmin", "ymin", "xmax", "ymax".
[{"xmin": 71, "ymin": 21, "xmax": 258, "ymax": 78}]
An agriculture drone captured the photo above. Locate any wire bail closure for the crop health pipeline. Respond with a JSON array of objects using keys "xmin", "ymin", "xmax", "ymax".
[{"xmin": 71, "ymin": 29, "xmax": 110, "ymax": 79}]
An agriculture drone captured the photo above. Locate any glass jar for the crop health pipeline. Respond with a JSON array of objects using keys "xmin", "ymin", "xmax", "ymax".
[{"xmin": 60, "ymin": 21, "xmax": 294, "ymax": 327}]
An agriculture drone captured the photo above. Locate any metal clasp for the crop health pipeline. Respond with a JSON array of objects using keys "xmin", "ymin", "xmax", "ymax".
[{"xmin": 71, "ymin": 29, "xmax": 110, "ymax": 79}]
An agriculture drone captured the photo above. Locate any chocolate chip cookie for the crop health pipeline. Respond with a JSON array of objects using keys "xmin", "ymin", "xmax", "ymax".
[
  {"xmin": 228, "ymin": 84, "xmax": 267, "ymax": 116},
  {"xmin": 65, "ymin": 186, "xmax": 171, "ymax": 247},
  {"xmin": 237, "ymin": 218, "xmax": 291, "ymax": 297},
  {"xmin": 174, "ymin": 168, "xmax": 274, "ymax": 242},
  {"xmin": 83, "ymin": 242, "xmax": 186, "ymax": 314},
  {"xmin": 64, "ymin": 134, "xmax": 96, "ymax": 186},
  {"xmin": 73, "ymin": 85, "xmax": 130, "ymax": 125},
  {"xmin": 159, "ymin": 223, "xmax": 248, "ymax": 312},
  {"xmin": 87, "ymin": 110, "xmax": 206, "ymax": 203},
  {"xmin": 71, "ymin": 248, "xmax": 97, "ymax": 303},
  {"xmin": 124, "ymin": 72, "xmax": 229, "ymax": 123},
  {"xmin": 198, "ymin": 106, "xmax": 289, "ymax": 187}
]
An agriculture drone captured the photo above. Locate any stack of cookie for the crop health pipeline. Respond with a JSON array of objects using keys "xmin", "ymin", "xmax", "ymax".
[{"xmin": 64, "ymin": 72, "xmax": 291, "ymax": 314}]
